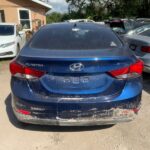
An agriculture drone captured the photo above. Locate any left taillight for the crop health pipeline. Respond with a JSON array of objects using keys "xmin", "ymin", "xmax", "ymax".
[{"xmin": 10, "ymin": 61, "xmax": 45, "ymax": 79}]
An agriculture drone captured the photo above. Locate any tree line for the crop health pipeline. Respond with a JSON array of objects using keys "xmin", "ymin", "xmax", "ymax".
[{"xmin": 47, "ymin": 0, "xmax": 150, "ymax": 23}]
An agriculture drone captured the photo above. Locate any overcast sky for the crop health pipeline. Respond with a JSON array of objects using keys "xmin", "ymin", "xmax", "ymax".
[{"xmin": 48, "ymin": 0, "xmax": 68, "ymax": 13}]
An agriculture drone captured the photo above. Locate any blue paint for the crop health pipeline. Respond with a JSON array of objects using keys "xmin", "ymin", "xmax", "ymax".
[{"xmin": 10, "ymin": 23, "xmax": 142, "ymax": 123}]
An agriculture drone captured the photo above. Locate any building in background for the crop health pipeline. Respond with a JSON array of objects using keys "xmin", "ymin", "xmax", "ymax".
[{"xmin": 0, "ymin": 0, "xmax": 52, "ymax": 31}]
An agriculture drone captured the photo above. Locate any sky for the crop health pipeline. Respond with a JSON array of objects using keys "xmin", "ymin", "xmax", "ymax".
[{"xmin": 48, "ymin": 0, "xmax": 68, "ymax": 13}]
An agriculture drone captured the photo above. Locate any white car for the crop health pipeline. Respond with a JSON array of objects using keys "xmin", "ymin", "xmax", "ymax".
[
  {"xmin": 0, "ymin": 23, "xmax": 26, "ymax": 58},
  {"xmin": 66, "ymin": 19, "xmax": 95, "ymax": 23}
]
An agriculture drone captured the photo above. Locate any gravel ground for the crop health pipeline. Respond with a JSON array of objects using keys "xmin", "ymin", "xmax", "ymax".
[{"xmin": 0, "ymin": 59, "xmax": 150, "ymax": 150}]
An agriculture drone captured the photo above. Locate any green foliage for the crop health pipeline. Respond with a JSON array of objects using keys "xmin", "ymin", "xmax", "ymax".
[
  {"xmin": 46, "ymin": 1, "xmax": 150, "ymax": 23},
  {"xmin": 65, "ymin": 0, "xmax": 150, "ymax": 21},
  {"xmin": 46, "ymin": 12, "xmax": 63, "ymax": 23}
]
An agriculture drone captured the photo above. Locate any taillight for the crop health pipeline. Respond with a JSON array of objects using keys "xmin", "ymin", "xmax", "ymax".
[
  {"xmin": 10, "ymin": 61, "xmax": 45, "ymax": 79},
  {"xmin": 109, "ymin": 59, "xmax": 144, "ymax": 79},
  {"xmin": 16, "ymin": 109, "xmax": 31, "ymax": 115},
  {"xmin": 141, "ymin": 46, "xmax": 150, "ymax": 53},
  {"xmin": 130, "ymin": 59, "xmax": 143, "ymax": 74}
]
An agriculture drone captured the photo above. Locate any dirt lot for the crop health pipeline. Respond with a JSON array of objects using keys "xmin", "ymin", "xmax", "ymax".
[{"xmin": 0, "ymin": 60, "xmax": 150, "ymax": 150}]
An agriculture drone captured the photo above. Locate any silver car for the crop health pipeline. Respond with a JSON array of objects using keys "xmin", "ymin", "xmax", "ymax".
[{"xmin": 125, "ymin": 24, "xmax": 150, "ymax": 73}]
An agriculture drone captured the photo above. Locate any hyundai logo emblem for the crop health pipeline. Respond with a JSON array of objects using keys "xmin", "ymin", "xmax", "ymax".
[{"xmin": 70, "ymin": 63, "xmax": 84, "ymax": 72}]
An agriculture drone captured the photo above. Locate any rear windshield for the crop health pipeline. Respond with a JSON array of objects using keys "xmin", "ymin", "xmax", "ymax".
[
  {"xmin": 30, "ymin": 24, "xmax": 122, "ymax": 50},
  {"xmin": 0, "ymin": 25, "xmax": 14, "ymax": 35}
]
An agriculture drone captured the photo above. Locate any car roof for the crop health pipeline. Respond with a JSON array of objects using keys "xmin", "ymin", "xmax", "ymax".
[
  {"xmin": 132, "ymin": 24, "xmax": 150, "ymax": 32},
  {"xmin": 66, "ymin": 19, "xmax": 95, "ymax": 22},
  {"xmin": 43, "ymin": 22, "xmax": 108, "ymax": 30}
]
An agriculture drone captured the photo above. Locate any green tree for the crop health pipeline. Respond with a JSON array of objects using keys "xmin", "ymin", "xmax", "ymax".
[
  {"xmin": 138, "ymin": 0, "xmax": 150, "ymax": 17},
  {"xmin": 65, "ymin": 0, "xmax": 150, "ymax": 20},
  {"xmin": 46, "ymin": 12, "xmax": 63, "ymax": 23},
  {"xmin": 66, "ymin": 0, "xmax": 117, "ymax": 20}
]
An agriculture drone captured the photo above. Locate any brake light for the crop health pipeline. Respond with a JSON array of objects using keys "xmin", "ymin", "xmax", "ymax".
[
  {"xmin": 109, "ymin": 59, "xmax": 143, "ymax": 79},
  {"xmin": 10, "ymin": 61, "xmax": 45, "ymax": 79},
  {"xmin": 16, "ymin": 109, "xmax": 31, "ymax": 115},
  {"xmin": 141, "ymin": 46, "xmax": 150, "ymax": 53},
  {"xmin": 130, "ymin": 59, "xmax": 143, "ymax": 74}
]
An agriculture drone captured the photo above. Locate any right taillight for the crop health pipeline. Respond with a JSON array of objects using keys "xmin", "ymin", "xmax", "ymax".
[
  {"xmin": 109, "ymin": 59, "xmax": 144, "ymax": 79},
  {"xmin": 10, "ymin": 60, "xmax": 45, "ymax": 79},
  {"xmin": 141, "ymin": 46, "xmax": 150, "ymax": 53},
  {"xmin": 129, "ymin": 59, "xmax": 143, "ymax": 75}
]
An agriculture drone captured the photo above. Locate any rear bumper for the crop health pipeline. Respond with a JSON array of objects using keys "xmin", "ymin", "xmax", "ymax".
[
  {"xmin": 11, "ymin": 94, "xmax": 141, "ymax": 126},
  {"xmin": 12, "ymin": 110, "xmax": 136, "ymax": 126}
]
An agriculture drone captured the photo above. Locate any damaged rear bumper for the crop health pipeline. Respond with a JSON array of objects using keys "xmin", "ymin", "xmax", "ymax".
[
  {"xmin": 13, "ymin": 108, "xmax": 136, "ymax": 126},
  {"xmin": 11, "ymin": 94, "xmax": 141, "ymax": 126}
]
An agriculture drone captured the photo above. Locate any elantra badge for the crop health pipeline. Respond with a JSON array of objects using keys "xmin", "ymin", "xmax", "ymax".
[{"xmin": 70, "ymin": 63, "xmax": 84, "ymax": 72}]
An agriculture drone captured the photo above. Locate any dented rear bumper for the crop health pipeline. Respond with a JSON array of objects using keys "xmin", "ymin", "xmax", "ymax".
[
  {"xmin": 13, "ymin": 108, "xmax": 136, "ymax": 126},
  {"xmin": 11, "ymin": 94, "xmax": 141, "ymax": 126},
  {"xmin": 13, "ymin": 114, "xmax": 136, "ymax": 126}
]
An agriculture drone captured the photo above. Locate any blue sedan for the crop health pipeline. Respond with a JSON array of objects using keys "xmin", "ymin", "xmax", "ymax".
[{"xmin": 10, "ymin": 23, "xmax": 143, "ymax": 126}]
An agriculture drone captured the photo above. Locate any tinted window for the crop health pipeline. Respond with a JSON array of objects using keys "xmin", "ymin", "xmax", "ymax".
[
  {"xmin": 30, "ymin": 24, "xmax": 122, "ymax": 50},
  {"xmin": 0, "ymin": 25, "xmax": 14, "ymax": 35},
  {"xmin": 109, "ymin": 22, "xmax": 125, "ymax": 29}
]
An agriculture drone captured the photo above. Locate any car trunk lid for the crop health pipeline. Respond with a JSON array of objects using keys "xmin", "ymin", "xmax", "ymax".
[{"xmin": 16, "ymin": 47, "xmax": 136, "ymax": 97}]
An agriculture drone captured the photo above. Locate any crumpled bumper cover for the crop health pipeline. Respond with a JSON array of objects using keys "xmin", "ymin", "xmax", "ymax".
[
  {"xmin": 11, "ymin": 94, "xmax": 141, "ymax": 126},
  {"xmin": 13, "ymin": 108, "xmax": 136, "ymax": 126}
]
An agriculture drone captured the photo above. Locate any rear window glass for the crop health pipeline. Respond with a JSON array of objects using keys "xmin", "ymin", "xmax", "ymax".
[{"xmin": 30, "ymin": 24, "xmax": 122, "ymax": 50}]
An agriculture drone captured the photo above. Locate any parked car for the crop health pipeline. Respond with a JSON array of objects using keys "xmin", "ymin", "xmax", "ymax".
[
  {"xmin": 0, "ymin": 23, "xmax": 26, "ymax": 58},
  {"xmin": 127, "ymin": 24, "xmax": 150, "ymax": 36},
  {"xmin": 105, "ymin": 19, "xmax": 136, "ymax": 34},
  {"xmin": 135, "ymin": 18, "xmax": 150, "ymax": 27},
  {"xmin": 66, "ymin": 19, "xmax": 95, "ymax": 23},
  {"xmin": 10, "ymin": 23, "xmax": 143, "ymax": 126},
  {"xmin": 125, "ymin": 24, "xmax": 150, "ymax": 73}
]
